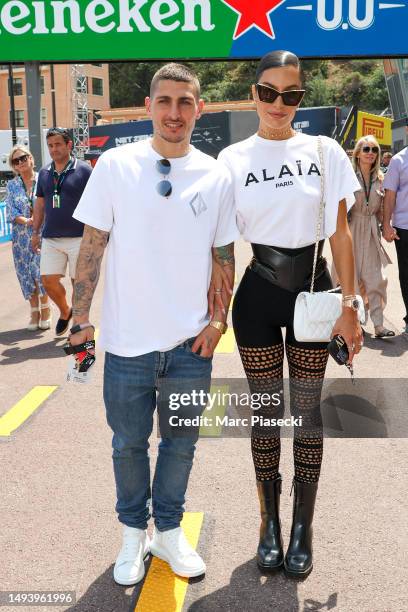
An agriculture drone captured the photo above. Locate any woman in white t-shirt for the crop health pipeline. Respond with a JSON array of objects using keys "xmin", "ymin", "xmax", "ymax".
[{"xmin": 216, "ymin": 51, "xmax": 362, "ymax": 578}]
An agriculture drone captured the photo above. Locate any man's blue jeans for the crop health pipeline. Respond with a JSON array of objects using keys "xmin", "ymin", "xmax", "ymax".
[{"xmin": 103, "ymin": 338, "xmax": 212, "ymax": 532}]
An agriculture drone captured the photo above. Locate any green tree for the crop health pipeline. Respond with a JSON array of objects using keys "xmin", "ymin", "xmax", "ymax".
[
  {"xmin": 108, "ymin": 59, "xmax": 389, "ymax": 114},
  {"xmin": 303, "ymin": 77, "xmax": 332, "ymax": 107}
]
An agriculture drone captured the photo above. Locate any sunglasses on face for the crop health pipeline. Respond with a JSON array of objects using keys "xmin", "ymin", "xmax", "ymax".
[
  {"xmin": 362, "ymin": 146, "xmax": 379, "ymax": 154},
  {"xmin": 255, "ymin": 83, "xmax": 305, "ymax": 107},
  {"xmin": 12, "ymin": 154, "xmax": 29, "ymax": 166},
  {"xmin": 156, "ymin": 158, "xmax": 172, "ymax": 198}
]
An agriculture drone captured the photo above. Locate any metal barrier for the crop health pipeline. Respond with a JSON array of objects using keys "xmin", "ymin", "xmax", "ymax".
[{"xmin": 0, "ymin": 200, "xmax": 12, "ymax": 243}]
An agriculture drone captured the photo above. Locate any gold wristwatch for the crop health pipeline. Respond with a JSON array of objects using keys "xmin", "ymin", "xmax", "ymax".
[
  {"xmin": 209, "ymin": 320, "xmax": 228, "ymax": 335},
  {"xmin": 342, "ymin": 295, "xmax": 359, "ymax": 312}
]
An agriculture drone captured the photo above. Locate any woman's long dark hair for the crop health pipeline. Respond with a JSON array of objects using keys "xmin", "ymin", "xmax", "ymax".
[{"xmin": 256, "ymin": 50, "xmax": 301, "ymax": 82}]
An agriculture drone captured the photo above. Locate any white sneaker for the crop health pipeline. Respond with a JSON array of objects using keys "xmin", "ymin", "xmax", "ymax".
[
  {"xmin": 113, "ymin": 526, "xmax": 150, "ymax": 586},
  {"xmin": 150, "ymin": 526, "xmax": 206, "ymax": 578}
]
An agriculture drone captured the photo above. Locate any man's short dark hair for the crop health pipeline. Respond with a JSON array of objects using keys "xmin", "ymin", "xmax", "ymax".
[
  {"xmin": 46, "ymin": 127, "xmax": 72, "ymax": 144},
  {"xmin": 150, "ymin": 63, "xmax": 200, "ymax": 100}
]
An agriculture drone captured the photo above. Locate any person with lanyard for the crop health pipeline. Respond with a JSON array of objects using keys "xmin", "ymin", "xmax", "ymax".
[
  {"xmin": 349, "ymin": 136, "xmax": 394, "ymax": 338},
  {"xmin": 213, "ymin": 50, "xmax": 362, "ymax": 578},
  {"xmin": 32, "ymin": 128, "xmax": 92, "ymax": 336},
  {"xmin": 5, "ymin": 145, "xmax": 51, "ymax": 330}
]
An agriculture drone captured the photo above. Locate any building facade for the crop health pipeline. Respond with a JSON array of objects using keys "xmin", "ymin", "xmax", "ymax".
[{"xmin": 0, "ymin": 63, "xmax": 110, "ymax": 130}]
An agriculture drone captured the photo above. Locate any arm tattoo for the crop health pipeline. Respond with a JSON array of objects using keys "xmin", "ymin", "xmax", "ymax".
[
  {"xmin": 213, "ymin": 243, "xmax": 234, "ymax": 267},
  {"xmin": 73, "ymin": 225, "xmax": 109, "ymax": 318}
]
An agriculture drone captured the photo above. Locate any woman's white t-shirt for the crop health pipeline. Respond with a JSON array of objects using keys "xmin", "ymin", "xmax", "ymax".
[{"xmin": 218, "ymin": 133, "xmax": 361, "ymax": 249}]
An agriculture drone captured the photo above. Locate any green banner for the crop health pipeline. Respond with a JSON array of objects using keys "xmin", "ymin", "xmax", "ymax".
[
  {"xmin": 0, "ymin": 0, "xmax": 235, "ymax": 61},
  {"xmin": 1, "ymin": 0, "xmax": 408, "ymax": 61}
]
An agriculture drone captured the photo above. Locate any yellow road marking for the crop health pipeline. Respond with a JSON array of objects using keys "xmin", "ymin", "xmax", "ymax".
[
  {"xmin": 199, "ymin": 385, "xmax": 230, "ymax": 438},
  {"xmin": 135, "ymin": 512, "xmax": 204, "ymax": 612},
  {"xmin": 214, "ymin": 328, "xmax": 235, "ymax": 354},
  {"xmin": 0, "ymin": 386, "xmax": 58, "ymax": 437}
]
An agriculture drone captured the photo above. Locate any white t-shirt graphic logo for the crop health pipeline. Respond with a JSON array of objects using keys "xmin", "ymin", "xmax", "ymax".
[{"xmin": 189, "ymin": 192, "xmax": 207, "ymax": 217}]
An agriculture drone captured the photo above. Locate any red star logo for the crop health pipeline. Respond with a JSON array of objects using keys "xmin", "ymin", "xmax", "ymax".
[{"xmin": 222, "ymin": 0, "xmax": 286, "ymax": 40}]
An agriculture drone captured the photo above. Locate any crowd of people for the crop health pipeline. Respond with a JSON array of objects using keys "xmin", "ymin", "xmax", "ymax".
[{"xmin": 3, "ymin": 52, "xmax": 408, "ymax": 586}]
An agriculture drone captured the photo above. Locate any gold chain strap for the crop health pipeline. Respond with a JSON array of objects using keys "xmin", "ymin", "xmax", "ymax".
[{"xmin": 310, "ymin": 136, "xmax": 326, "ymax": 294}]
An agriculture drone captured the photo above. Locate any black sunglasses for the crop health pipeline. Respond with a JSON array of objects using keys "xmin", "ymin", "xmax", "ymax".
[
  {"xmin": 256, "ymin": 83, "xmax": 305, "ymax": 107},
  {"xmin": 12, "ymin": 154, "xmax": 29, "ymax": 165},
  {"xmin": 362, "ymin": 145, "xmax": 379, "ymax": 154},
  {"xmin": 156, "ymin": 158, "xmax": 172, "ymax": 198}
]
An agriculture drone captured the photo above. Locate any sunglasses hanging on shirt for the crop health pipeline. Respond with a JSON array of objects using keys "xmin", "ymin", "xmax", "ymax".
[
  {"xmin": 156, "ymin": 158, "xmax": 172, "ymax": 198},
  {"xmin": 255, "ymin": 83, "xmax": 305, "ymax": 107}
]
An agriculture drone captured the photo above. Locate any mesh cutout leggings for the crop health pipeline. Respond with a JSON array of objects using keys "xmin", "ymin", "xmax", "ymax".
[{"xmin": 233, "ymin": 265, "xmax": 332, "ymax": 484}]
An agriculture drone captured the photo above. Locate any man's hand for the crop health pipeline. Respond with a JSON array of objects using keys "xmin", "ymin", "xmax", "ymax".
[
  {"xmin": 31, "ymin": 233, "xmax": 40, "ymax": 252},
  {"xmin": 68, "ymin": 325, "xmax": 95, "ymax": 354},
  {"xmin": 382, "ymin": 223, "xmax": 399, "ymax": 243},
  {"xmin": 191, "ymin": 325, "xmax": 222, "ymax": 358}
]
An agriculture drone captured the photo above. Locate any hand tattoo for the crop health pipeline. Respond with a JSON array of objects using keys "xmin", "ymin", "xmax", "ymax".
[{"xmin": 213, "ymin": 243, "xmax": 234, "ymax": 267}]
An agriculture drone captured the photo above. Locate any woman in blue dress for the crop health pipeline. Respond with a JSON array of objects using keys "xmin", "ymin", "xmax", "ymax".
[{"xmin": 5, "ymin": 145, "xmax": 51, "ymax": 330}]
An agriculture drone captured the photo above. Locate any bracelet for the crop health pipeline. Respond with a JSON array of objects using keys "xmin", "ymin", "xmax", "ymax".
[
  {"xmin": 69, "ymin": 322, "xmax": 95, "ymax": 335},
  {"xmin": 32, "ymin": 229, "xmax": 40, "ymax": 235},
  {"xmin": 209, "ymin": 320, "xmax": 228, "ymax": 335}
]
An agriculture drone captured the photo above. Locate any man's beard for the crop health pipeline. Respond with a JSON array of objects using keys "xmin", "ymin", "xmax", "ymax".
[{"xmin": 157, "ymin": 127, "xmax": 186, "ymax": 144}]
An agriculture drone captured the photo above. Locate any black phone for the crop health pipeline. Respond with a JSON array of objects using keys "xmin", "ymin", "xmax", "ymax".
[{"xmin": 327, "ymin": 334, "xmax": 349, "ymax": 365}]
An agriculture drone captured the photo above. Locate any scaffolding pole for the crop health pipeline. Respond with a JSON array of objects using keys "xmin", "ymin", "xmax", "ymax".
[{"xmin": 71, "ymin": 64, "xmax": 89, "ymax": 160}]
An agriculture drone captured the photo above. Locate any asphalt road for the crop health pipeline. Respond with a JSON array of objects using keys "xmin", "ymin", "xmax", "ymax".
[{"xmin": 0, "ymin": 237, "xmax": 407, "ymax": 612}]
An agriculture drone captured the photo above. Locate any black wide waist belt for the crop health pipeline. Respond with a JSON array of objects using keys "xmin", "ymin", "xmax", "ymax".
[{"xmin": 249, "ymin": 241, "xmax": 327, "ymax": 293}]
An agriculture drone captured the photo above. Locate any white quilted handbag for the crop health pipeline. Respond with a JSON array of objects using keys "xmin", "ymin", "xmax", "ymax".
[{"xmin": 293, "ymin": 137, "xmax": 365, "ymax": 342}]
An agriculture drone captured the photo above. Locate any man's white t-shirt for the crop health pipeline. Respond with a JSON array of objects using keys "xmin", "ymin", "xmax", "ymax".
[
  {"xmin": 73, "ymin": 140, "xmax": 238, "ymax": 357},
  {"xmin": 219, "ymin": 133, "xmax": 361, "ymax": 248}
]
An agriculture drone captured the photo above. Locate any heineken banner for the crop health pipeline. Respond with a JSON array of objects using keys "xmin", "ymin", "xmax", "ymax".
[{"xmin": 0, "ymin": 0, "xmax": 407, "ymax": 61}]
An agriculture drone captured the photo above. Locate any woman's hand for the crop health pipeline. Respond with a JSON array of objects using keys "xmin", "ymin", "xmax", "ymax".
[
  {"xmin": 331, "ymin": 310, "xmax": 363, "ymax": 363},
  {"xmin": 208, "ymin": 259, "xmax": 233, "ymax": 319}
]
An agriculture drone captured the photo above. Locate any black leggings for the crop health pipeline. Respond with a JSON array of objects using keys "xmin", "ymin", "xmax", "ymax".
[{"xmin": 233, "ymin": 266, "xmax": 333, "ymax": 484}]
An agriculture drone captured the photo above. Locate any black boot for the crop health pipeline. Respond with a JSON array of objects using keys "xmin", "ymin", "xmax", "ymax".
[
  {"xmin": 256, "ymin": 475, "xmax": 284, "ymax": 571},
  {"xmin": 284, "ymin": 478, "xmax": 318, "ymax": 578}
]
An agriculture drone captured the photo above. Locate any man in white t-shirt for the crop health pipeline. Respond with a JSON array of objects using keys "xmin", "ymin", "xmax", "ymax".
[{"xmin": 69, "ymin": 64, "xmax": 238, "ymax": 585}]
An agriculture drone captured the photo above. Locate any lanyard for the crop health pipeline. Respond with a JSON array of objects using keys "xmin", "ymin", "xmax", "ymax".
[
  {"xmin": 20, "ymin": 175, "xmax": 36, "ymax": 209},
  {"xmin": 360, "ymin": 173, "xmax": 373, "ymax": 205},
  {"xmin": 52, "ymin": 157, "xmax": 74, "ymax": 196}
]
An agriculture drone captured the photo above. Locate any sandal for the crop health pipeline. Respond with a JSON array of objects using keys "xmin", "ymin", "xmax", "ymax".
[
  {"xmin": 39, "ymin": 302, "xmax": 52, "ymax": 330},
  {"xmin": 27, "ymin": 306, "xmax": 40, "ymax": 331},
  {"xmin": 374, "ymin": 327, "xmax": 396, "ymax": 338}
]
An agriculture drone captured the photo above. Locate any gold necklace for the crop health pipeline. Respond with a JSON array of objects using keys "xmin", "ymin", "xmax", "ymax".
[{"xmin": 258, "ymin": 125, "xmax": 297, "ymax": 141}]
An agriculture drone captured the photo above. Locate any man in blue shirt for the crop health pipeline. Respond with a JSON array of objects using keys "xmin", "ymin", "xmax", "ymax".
[{"xmin": 32, "ymin": 128, "xmax": 92, "ymax": 336}]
